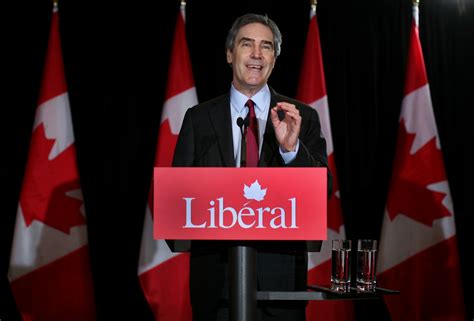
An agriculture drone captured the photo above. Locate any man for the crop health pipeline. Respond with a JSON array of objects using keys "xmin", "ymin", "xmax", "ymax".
[{"xmin": 173, "ymin": 13, "xmax": 330, "ymax": 321}]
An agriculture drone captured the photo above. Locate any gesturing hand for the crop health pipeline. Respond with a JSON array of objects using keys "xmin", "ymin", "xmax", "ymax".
[{"xmin": 270, "ymin": 102, "xmax": 301, "ymax": 152}]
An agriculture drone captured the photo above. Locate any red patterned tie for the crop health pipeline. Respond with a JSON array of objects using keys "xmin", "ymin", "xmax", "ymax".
[{"xmin": 246, "ymin": 99, "xmax": 259, "ymax": 167}]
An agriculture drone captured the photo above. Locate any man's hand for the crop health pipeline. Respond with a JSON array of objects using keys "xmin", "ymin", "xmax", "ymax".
[{"xmin": 270, "ymin": 102, "xmax": 301, "ymax": 152}]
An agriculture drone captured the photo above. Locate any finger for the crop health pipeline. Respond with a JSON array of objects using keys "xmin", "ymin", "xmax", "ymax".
[
  {"xmin": 284, "ymin": 113, "xmax": 301, "ymax": 131},
  {"xmin": 270, "ymin": 107, "xmax": 280, "ymax": 124},
  {"xmin": 274, "ymin": 104, "xmax": 299, "ymax": 117},
  {"xmin": 282, "ymin": 110, "xmax": 301, "ymax": 122},
  {"xmin": 276, "ymin": 102, "xmax": 298, "ymax": 112}
]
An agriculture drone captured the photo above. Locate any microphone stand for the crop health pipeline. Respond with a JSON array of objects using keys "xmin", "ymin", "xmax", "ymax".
[
  {"xmin": 230, "ymin": 116, "xmax": 257, "ymax": 321},
  {"xmin": 237, "ymin": 116, "xmax": 248, "ymax": 167}
]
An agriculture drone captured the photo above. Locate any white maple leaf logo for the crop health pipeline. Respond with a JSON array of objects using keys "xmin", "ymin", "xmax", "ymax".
[{"xmin": 243, "ymin": 180, "xmax": 267, "ymax": 202}]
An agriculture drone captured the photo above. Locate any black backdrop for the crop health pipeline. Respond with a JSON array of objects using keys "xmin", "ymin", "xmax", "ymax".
[{"xmin": 1, "ymin": 0, "xmax": 473, "ymax": 320}]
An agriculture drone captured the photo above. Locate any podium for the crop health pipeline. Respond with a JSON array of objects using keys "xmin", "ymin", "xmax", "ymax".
[{"xmin": 154, "ymin": 168, "xmax": 398, "ymax": 321}]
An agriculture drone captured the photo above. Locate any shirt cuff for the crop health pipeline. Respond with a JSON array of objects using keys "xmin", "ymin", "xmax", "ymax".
[{"xmin": 279, "ymin": 140, "xmax": 299, "ymax": 164}]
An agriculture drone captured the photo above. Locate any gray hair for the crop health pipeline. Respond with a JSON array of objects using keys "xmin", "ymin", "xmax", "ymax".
[{"xmin": 225, "ymin": 13, "xmax": 282, "ymax": 57}]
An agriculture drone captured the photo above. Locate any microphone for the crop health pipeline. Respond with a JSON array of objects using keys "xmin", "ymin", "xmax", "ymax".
[
  {"xmin": 277, "ymin": 109, "xmax": 285, "ymax": 121},
  {"xmin": 237, "ymin": 116, "xmax": 250, "ymax": 128},
  {"xmin": 237, "ymin": 117, "xmax": 247, "ymax": 167},
  {"xmin": 237, "ymin": 117, "xmax": 245, "ymax": 130}
]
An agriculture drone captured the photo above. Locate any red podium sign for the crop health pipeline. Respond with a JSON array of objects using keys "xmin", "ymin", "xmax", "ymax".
[{"xmin": 153, "ymin": 167, "xmax": 327, "ymax": 240}]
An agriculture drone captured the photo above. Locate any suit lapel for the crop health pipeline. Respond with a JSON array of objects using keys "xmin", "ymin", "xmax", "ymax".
[
  {"xmin": 259, "ymin": 90, "xmax": 280, "ymax": 167},
  {"xmin": 209, "ymin": 94, "xmax": 235, "ymax": 167}
]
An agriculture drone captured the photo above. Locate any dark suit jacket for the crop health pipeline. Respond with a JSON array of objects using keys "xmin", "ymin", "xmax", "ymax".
[
  {"xmin": 172, "ymin": 87, "xmax": 330, "ymax": 319},
  {"xmin": 173, "ymin": 88, "xmax": 328, "ymax": 169}
]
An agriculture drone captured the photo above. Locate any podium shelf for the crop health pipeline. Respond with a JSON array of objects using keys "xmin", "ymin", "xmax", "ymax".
[{"xmin": 257, "ymin": 285, "xmax": 399, "ymax": 301}]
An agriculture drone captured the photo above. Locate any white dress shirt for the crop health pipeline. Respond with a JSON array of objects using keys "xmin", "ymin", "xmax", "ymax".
[{"xmin": 229, "ymin": 84, "xmax": 299, "ymax": 167}]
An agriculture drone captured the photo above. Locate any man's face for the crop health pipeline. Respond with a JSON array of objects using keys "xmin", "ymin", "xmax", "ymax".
[{"xmin": 226, "ymin": 22, "xmax": 276, "ymax": 96}]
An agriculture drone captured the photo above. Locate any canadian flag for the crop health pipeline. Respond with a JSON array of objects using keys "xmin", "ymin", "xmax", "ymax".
[
  {"xmin": 138, "ymin": 3, "xmax": 196, "ymax": 320},
  {"xmin": 8, "ymin": 3, "xmax": 96, "ymax": 321},
  {"xmin": 377, "ymin": 4, "xmax": 465, "ymax": 321},
  {"xmin": 296, "ymin": 5, "xmax": 355, "ymax": 321}
]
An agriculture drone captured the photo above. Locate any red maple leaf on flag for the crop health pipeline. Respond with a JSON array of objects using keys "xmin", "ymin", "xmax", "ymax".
[
  {"xmin": 386, "ymin": 120, "xmax": 451, "ymax": 226},
  {"xmin": 20, "ymin": 123, "xmax": 86, "ymax": 234}
]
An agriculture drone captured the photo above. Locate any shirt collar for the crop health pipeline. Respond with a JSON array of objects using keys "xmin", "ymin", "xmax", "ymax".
[{"xmin": 230, "ymin": 84, "xmax": 270, "ymax": 114}]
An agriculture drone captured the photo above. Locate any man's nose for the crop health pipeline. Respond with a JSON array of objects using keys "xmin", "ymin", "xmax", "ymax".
[{"xmin": 250, "ymin": 46, "xmax": 262, "ymax": 58}]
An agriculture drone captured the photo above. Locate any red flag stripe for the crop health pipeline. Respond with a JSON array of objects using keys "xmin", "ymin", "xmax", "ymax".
[
  {"xmin": 138, "ymin": 3, "xmax": 194, "ymax": 321},
  {"xmin": 377, "ymin": 6, "xmax": 465, "ymax": 321},
  {"xmin": 307, "ymin": 262, "xmax": 356, "ymax": 321},
  {"xmin": 10, "ymin": 246, "xmax": 96, "ymax": 321},
  {"xmin": 403, "ymin": 20, "xmax": 428, "ymax": 95},
  {"xmin": 165, "ymin": 9, "xmax": 195, "ymax": 101},
  {"xmin": 296, "ymin": 14, "xmax": 327, "ymax": 103},
  {"xmin": 8, "ymin": 5, "xmax": 96, "ymax": 320},
  {"xmin": 378, "ymin": 237, "xmax": 465, "ymax": 321},
  {"xmin": 297, "ymin": 7, "xmax": 354, "ymax": 321},
  {"xmin": 37, "ymin": 8, "xmax": 67, "ymax": 106},
  {"xmin": 139, "ymin": 254, "xmax": 192, "ymax": 321}
]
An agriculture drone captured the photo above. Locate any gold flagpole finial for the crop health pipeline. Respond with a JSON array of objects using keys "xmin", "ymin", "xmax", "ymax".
[
  {"xmin": 53, "ymin": 0, "xmax": 58, "ymax": 9},
  {"xmin": 414, "ymin": 0, "xmax": 420, "ymax": 6},
  {"xmin": 310, "ymin": 0, "xmax": 317, "ymax": 12},
  {"xmin": 181, "ymin": 0, "xmax": 187, "ymax": 7}
]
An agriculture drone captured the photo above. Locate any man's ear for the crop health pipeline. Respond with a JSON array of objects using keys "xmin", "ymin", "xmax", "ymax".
[{"xmin": 226, "ymin": 49, "xmax": 233, "ymax": 64}]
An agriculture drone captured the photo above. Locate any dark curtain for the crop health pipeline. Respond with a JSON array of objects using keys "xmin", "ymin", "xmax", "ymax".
[{"xmin": 1, "ymin": 0, "xmax": 472, "ymax": 320}]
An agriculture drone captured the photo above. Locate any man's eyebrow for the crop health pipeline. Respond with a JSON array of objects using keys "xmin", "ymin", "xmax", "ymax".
[
  {"xmin": 238, "ymin": 37, "xmax": 254, "ymax": 43},
  {"xmin": 261, "ymin": 40, "xmax": 274, "ymax": 47},
  {"xmin": 238, "ymin": 37, "xmax": 274, "ymax": 47}
]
